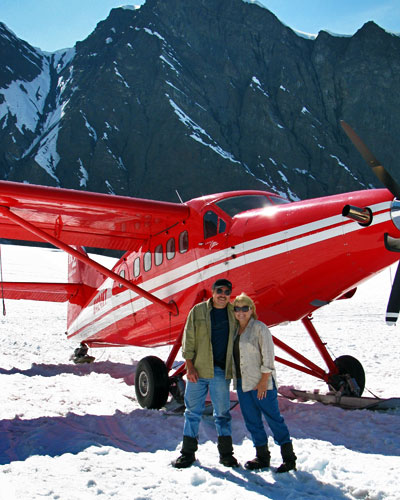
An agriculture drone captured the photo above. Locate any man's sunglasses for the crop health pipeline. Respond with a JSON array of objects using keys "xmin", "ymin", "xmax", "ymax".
[
  {"xmin": 234, "ymin": 305, "xmax": 251, "ymax": 312},
  {"xmin": 215, "ymin": 288, "xmax": 231, "ymax": 296}
]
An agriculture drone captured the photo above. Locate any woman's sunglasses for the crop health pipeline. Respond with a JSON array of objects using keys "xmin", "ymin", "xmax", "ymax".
[
  {"xmin": 234, "ymin": 305, "xmax": 251, "ymax": 312},
  {"xmin": 215, "ymin": 288, "xmax": 231, "ymax": 296}
]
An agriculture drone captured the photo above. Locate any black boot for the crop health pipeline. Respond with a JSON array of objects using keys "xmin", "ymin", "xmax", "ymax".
[
  {"xmin": 172, "ymin": 436, "xmax": 198, "ymax": 468},
  {"xmin": 276, "ymin": 442, "xmax": 297, "ymax": 473},
  {"xmin": 217, "ymin": 436, "xmax": 239, "ymax": 467},
  {"xmin": 244, "ymin": 444, "xmax": 271, "ymax": 470}
]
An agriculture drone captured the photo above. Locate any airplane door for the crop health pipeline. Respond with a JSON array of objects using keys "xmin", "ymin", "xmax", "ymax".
[
  {"xmin": 111, "ymin": 260, "xmax": 136, "ymax": 325},
  {"xmin": 195, "ymin": 208, "xmax": 237, "ymax": 285}
]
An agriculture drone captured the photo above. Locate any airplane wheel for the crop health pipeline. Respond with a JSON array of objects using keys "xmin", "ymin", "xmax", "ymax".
[
  {"xmin": 134, "ymin": 356, "xmax": 170, "ymax": 409},
  {"xmin": 332, "ymin": 355, "xmax": 366, "ymax": 396}
]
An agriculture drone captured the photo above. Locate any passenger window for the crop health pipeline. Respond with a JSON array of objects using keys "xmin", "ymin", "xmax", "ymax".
[
  {"xmin": 144, "ymin": 251, "xmax": 151, "ymax": 272},
  {"xmin": 166, "ymin": 237, "xmax": 175, "ymax": 260},
  {"xmin": 119, "ymin": 269, "xmax": 125, "ymax": 288},
  {"xmin": 133, "ymin": 257, "xmax": 140, "ymax": 278},
  {"xmin": 219, "ymin": 218, "xmax": 226, "ymax": 234},
  {"xmin": 204, "ymin": 211, "xmax": 218, "ymax": 239},
  {"xmin": 179, "ymin": 230, "xmax": 188, "ymax": 253},
  {"xmin": 155, "ymin": 244, "xmax": 163, "ymax": 266}
]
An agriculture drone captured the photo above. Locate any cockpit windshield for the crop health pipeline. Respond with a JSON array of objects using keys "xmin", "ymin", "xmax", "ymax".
[{"xmin": 216, "ymin": 194, "xmax": 289, "ymax": 217}]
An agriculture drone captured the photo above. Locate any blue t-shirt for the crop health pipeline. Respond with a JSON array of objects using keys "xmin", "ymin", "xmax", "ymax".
[{"xmin": 210, "ymin": 307, "xmax": 229, "ymax": 369}]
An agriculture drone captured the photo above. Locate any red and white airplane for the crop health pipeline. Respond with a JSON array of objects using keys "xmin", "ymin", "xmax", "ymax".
[{"xmin": 0, "ymin": 121, "xmax": 399, "ymax": 409}]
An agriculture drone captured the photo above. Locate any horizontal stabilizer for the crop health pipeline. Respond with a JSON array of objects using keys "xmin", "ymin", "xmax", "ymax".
[{"xmin": 0, "ymin": 282, "xmax": 95, "ymax": 303}]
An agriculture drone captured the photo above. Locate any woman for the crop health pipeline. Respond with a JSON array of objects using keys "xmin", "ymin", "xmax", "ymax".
[{"xmin": 233, "ymin": 292, "xmax": 296, "ymax": 473}]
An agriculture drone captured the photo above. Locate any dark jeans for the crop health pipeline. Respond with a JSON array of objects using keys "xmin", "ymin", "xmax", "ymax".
[{"xmin": 237, "ymin": 378, "xmax": 291, "ymax": 447}]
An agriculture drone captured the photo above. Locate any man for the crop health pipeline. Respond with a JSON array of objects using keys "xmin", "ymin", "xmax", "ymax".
[{"xmin": 172, "ymin": 278, "xmax": 239, "ymax": 469}]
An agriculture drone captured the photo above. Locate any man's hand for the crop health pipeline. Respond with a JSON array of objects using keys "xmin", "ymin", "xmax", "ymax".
[{"xmin": 186, "ymin": 360, "xmax": 199, "ymax": 383}]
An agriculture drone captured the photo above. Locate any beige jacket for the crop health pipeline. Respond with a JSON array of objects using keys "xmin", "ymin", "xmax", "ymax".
[{"xmin": 233, "ymin": 318, "xmax": 277, "ymax": 392}]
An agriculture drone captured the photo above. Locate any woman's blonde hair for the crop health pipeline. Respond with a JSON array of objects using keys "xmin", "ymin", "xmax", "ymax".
[{"xmin": 233, "ymin": 292, "xmax": 258, "ymax": 320}]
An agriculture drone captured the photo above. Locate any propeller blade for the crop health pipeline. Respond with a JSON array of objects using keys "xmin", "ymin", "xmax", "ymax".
[
  {"xmin": 340, "ymin": 120, "xmax": 400, "ymax": 199},
  {"xmin": 386, "ymin": 263, "xmax": 400, "ymax": 325}
]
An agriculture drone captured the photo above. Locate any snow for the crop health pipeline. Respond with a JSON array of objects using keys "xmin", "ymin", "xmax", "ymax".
[
  {"xmin": 113, "ymin": 62, "xmax": 130, "ymax": 88},
  {"xmin": 251, "ymin": 77, "xmax": 269, "ymax": 98},
  {"xmin": 0, "ymin": 58, "xmax": 51, "ymax": 133},
  {"xmin": 78, "ymin": 158, "xmax": 89, "ymax": 187},
  {"xmin": 0, "ymin": 244, "xmax": 399, "ymax": 499},
  {"xmin": 121, "ymin": 5, "xmax": 141, "ymax": 11},
  {"xmin": 144, "ymin": 27, "xmax": 166, "ymax": 42},
  {"xmin": 330, "ymin": 154, "xmax": 361, "ymax": 184},
  {"xmin": 167, "ymin": 96, "xmax": 241, "ymax": 165},
  {"xmin": 160, "ymin": 55, "xmax": 180, "ymax": 75},
  {"xmin": 80, "ymin": 111, "xmax": 98, "ymax": 142},
  {"xmin": 33, "ymin": 125, "xmax": 61, "ymax": 182}
]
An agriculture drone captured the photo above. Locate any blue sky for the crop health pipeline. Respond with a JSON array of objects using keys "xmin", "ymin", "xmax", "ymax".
[{"xmin": 1, "ymin": 0, "xmax": 399, "ymax": 52}]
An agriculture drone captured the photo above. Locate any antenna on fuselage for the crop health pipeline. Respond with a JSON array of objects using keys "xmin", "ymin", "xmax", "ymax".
[{"xmin": 175, "ymin": 190, "xmax": 184, "ymax": 204}]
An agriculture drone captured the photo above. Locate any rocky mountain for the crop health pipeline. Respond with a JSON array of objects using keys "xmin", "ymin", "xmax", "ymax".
[{"xmin": 1, "ymin": 0, "xmax": 400, "ymax": 203}]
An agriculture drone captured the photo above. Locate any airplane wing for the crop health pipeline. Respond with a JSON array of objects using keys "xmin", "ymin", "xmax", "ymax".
[
  {"xmin": 0, "ymin": 282, "xmax": 94, "ymax": 302},
  {"xmin": 0, "ymin": 181, "xmax": 190, "ymax": 251}
]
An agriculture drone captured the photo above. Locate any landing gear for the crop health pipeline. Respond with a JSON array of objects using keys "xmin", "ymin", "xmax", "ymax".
[
  {"xmin": 273, "ymin": 316, "xmax": 367, "ymax": 399},
  {"xmin": 134, "ymin": 356, "xmax": 170, "ymax": 409},
  {"xmin": 169, "ymin": 374, "xmax": 186, "ymax": 405},
  {"xmin": 71, "ymin": 343, "xmax": 95, "ymax": 364},
  {"xmin": 328, "ymin": 355, "xmax": 366, "ymax": 397}
]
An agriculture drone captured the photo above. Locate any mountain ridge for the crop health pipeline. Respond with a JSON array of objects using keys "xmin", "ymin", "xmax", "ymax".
[{"xmin": 1, "ymin": 0, "xmax": 399, "ymax": 203}]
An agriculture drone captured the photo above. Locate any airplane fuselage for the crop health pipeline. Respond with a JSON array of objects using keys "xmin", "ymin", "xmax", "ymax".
[{"xmin": 67, "ymin": 188, "xmax": 399, "ymax": 350}]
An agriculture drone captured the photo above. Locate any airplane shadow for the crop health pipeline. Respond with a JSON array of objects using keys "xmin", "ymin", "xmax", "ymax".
[
  {"xmin": 0, "ymin": 400, "xmax": 399, "ymax": 469},
  {"xmin": 1, "ymin": 366, "xmax": 399, "ymax": 463},
  {"xmin": 0, "ymin": 361, "xmax": 137, "ymax": 385},
  {"xmin": 0, "ymin": 407, "xmax": 184, "ymax": 466},
  {"xmin": 275, "ymin": 396, "xmax": 400, "ymax": 457}
]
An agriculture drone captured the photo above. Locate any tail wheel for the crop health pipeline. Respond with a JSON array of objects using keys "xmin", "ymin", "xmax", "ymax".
[
  {"xmin": 329, "ymin": 355, "xmax": 366, "ymax": 396},
  {"xmin": 134, "ymin": 356, "xmax": 170, "ymax": 409}
]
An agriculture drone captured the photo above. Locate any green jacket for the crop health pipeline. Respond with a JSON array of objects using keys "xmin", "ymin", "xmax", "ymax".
[{"xmin": 182, "ymin": 298, "xmax": 237, "ymax": 379}]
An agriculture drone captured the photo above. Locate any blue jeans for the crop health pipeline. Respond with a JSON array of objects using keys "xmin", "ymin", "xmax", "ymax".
[
  {"xmin": 237, "ymin": 378, "xmax": 291, "ymax": 447},
  {"xmin": 183, "ymin": 366, "xmax": 232, "ymax": 438}
]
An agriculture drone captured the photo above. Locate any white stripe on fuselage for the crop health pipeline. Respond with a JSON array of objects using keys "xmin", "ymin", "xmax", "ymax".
[{"xmin": 68, "ymin": 201, "xmax": 392, "ymax": 341}]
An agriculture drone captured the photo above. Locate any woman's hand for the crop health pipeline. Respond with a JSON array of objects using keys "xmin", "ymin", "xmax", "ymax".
[{"xmin": 254, "ymin": 373, "xmax": 270, "ymax": 399}]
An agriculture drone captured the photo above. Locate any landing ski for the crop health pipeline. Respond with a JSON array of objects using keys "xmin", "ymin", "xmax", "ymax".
[{"xmin": 289, "ymin": 389, "xmax": 400, "ymax": 410}]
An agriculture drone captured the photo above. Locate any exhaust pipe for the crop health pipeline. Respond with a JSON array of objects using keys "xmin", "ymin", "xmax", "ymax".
[{"xmin": 342, "ymin": 205, "xmax": 373, "ymax": 226}]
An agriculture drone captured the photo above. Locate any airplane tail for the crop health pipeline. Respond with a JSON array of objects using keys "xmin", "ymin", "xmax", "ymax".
[{"xmin": 67, "ymin": 247, "xmax": 104, "ymax": 328}]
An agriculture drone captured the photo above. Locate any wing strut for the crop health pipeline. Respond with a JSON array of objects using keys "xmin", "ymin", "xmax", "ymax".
[{"xmin": 0, "ymin": 206, "xmax": 178, "ymax": 315}]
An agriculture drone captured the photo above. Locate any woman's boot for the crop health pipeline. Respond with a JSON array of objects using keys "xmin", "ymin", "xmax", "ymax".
[{"xmin": 276, "ymin": 442, "xmax": 297, "ymax": 473}]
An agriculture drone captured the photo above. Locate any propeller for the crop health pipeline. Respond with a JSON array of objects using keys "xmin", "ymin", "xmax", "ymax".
[
  {"xmin": 340, "ymin": 120, "xmax": 400, "ymax": 325},
  {"xmin": 386, "ymin": 265, "xmax": 400, "ymax": 325},
  {"xmin": 340, "ymin": 121, "xmax": 400, "ymax": 199}
]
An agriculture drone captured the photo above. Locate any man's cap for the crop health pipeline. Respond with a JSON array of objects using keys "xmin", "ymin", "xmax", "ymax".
[{"xmin": 212, "ymin": 278, "xmax": 232, "ymax": 290}]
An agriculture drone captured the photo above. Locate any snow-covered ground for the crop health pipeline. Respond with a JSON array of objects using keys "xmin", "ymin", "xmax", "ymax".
[{"xmin": 0, "ymin": 245, "xmax": 399, "ymax": 500}]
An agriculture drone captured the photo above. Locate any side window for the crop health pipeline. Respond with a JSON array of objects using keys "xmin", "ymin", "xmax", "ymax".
[
  {"xmin": 166, "ymin": 237, "xmax": 175, "ymax": 260},
  {"xmin": 155, "ymin": 244, "xmax": 163, "ymax": 266},
  {"xmin": 219, "ymin": 218, "xmax": 226, "ymax": 234},
  {"xmin": 133, "ymin": 257, "xmax": 140, "ymax": 278},
  {"xmin": 144, "ymin": 251, "xmax": 151, "ymax": 272},
  {"xmin": 179, "ymin": 230, "xmax": 188, "ymax": 253},
  {"xmin": 119, "ymin": 269, "xmax": 125, "ymax": 288},
  {"xmin": 204, "ymin": 211, "xmax": 218, "ymax": 239}
]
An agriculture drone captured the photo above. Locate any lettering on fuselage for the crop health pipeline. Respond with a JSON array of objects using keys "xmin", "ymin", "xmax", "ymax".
[{"xmin": 93, "ymin": 289, "xmax": 108, "ymax": 313}]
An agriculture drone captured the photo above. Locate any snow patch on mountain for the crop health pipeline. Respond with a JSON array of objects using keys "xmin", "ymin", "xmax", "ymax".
[{"xmin": 0, "ymin": 58, "xmax": 51, "ymax": 133}]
